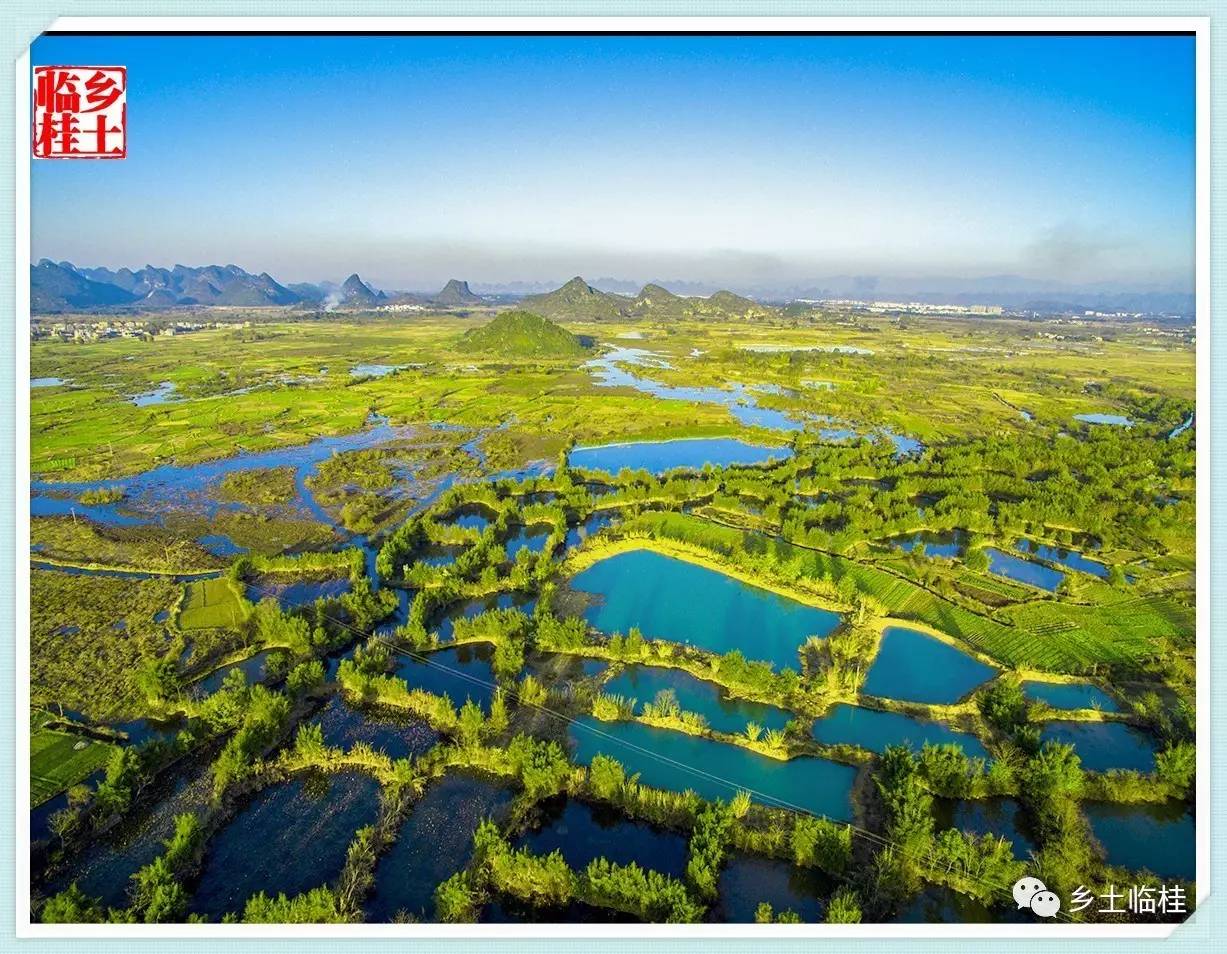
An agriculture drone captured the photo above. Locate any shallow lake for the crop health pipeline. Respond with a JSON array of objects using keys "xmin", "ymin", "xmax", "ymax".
[
  {"xmin": 1023, "ymin": 680, "xmax": 1119, "ymax": 712},
  {"xmin": 189, "ymin": 771, "xmax": 381, "ymax": 920},
  {"xmin": 311, "ymin": 694, "xmax": 440, "ymax": 760},
  {"xmin": 861, "ymin": 626, "xmax": 995, "ymax": 705},
  {"xmin": 197, "ymin": 533, "xmax": 248, "ymax": 557},
  {"xmin": 1038, "ymin": 720, "xmax": 1158, "ymax": 773},
  {"xmin": 933, "ymin": 798, "xmax": 1035, "ymax": 860},
  {"xmin": 984, "ymin": 547, "xmax": 1065, "ymax": 592},
  {"xmin": 131, "ymin": 381, "xmax": 178, "ymax": 406},
  {"xmin": 568, "ymin": 716, "xmax": 856, "ymax": 821},
  {"xmin": 570, "ymin": 549, "xmax": 840, "ymax": 671},
  {"xmin": 514, "ymin": 797, "xmax": 690, "ymax": 879},
  {"xmin": 366, "ymin": 772, "xmax": 514, "ymax": 922},
  {"xmin": 709, "ymin": 852, "xmax": 836, "ymax": 922},
  {"xmin": 1076, "ymin": 413, "xmax": 1134, "ymax": 428},
  {"xmin": 585, "ymin": 347, "xmax": 806, "ymax": 433},
  {"xmin": 1084, "ymin": 801, "xmax": 1195, "ymax": 881},
  {"xmin": 32, "ymin": 415, "xmax": 414, "ymax": 527},
  {"xmin": 1015, "ymin": 539, "xmax": 1108, "ymax": 579},
  {"xmin": 393, "ymin": 642, "xmax": 498, "ymax": 710},
  {"xmin": 812, "ymin": 704, "xmax": 988, "ymax": 760},
  {"xmin": 568, "ymin": 437, "xmax": 793, "ymax": 476},
  {"xmin": 602, "ymin": 665, "xmax": 791, "ymax": 736}
]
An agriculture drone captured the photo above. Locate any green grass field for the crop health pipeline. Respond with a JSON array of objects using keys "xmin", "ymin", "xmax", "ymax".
[
  {"xmin": 178, "ymin": 577, "xmax": 250, "ymax": 630},
  {"xmin": 30, "ymin": 711, "xmax": 115, "ymax": 807}
]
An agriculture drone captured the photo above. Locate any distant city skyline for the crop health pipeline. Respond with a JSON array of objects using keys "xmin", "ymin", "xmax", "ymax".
[{"xmin": 31, "ymin": 33, "xmax": 1196, "ymax": 295}]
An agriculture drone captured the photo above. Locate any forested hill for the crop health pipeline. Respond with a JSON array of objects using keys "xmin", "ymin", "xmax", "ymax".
[{"xmin": 456, "ymin": 310, "xmax": 588, "ymax": 357}]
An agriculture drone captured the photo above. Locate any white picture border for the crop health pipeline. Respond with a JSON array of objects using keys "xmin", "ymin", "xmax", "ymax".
[{"xmin": 13, "ymin": 14, "xmax": 1211, "ymax": 940}]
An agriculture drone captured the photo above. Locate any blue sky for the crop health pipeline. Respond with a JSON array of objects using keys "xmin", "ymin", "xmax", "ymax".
[{"xmin": 31, "ymin": 33, "xmax": 1195, "ymax": 292}]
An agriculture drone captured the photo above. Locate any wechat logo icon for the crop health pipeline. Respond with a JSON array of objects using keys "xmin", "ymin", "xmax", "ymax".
[{"xmin": 1013, "ymin": 876, "xmax": 1061, "ymax": 918}]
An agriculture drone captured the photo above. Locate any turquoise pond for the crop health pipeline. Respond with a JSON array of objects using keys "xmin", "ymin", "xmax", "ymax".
[
  {"xmin": 569, "ymin": 549, "xmax": 840, "ymax": 671},
  {"xmin": 601, "ymin": 665, "xmax": 791, "ymax": 735},
  {"xmin": 983, "ymin": 547, "xmax": 1065, "ymax": 592},
  {"xmin": 1084, "ymin": 801, "xmax": 1195, "ymax": 881},
  {"xmin": 861, "ymin": 626, "xmax": 995, "ymax": 705},
  {"xmin": 568, "ymin": 716, "xmax": 856, "ymax": 821},
  {"xmin": 1039, "ymin": 720, "xmax": 1158, "ymax": 773},
  {"xmin": 568, "ymin": 437, "xmax": 793, "ymax": 475},
  {"xmin": 811, "ymin": 704, "xmax": 989, "ymax": 760},
  {"xmin": 1023, "ymin": 680, "xmax": 1120, "ymax": 712}
]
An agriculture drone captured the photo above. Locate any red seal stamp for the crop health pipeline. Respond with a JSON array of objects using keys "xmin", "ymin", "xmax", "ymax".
[{"xmin": 32, "ymin": 65, "xmax": 126, "ymax": 159}]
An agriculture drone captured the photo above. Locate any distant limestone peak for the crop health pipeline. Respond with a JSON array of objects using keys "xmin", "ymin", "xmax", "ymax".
[
  {"xmin": 435, "ymin": 278, "xmax": 481, "ymax": 306},
  {"xmin": 339, "ymin": 273, "xmax": 385, "ymax": 306}
]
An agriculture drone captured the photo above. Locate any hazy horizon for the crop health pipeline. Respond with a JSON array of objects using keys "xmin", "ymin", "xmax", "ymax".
[{"xmin": 31, "ymin": 33, "xmax": 1196, "ymax": 296}]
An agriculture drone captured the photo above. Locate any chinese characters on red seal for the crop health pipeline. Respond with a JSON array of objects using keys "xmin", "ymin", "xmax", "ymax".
[{"xmin": 32, "ymin": 66, "xmax": 126, "ymax": 159}]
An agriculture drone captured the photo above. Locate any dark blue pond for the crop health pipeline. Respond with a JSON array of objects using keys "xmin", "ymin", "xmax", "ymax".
[
  {"xmin": 571, "ymin": 549, "xmax": 840, "ymax": 671},
  {"xmin": 862, "ymin": 626, "xmax": 995, "ymax": 705},
  {"xmin": 31, "ymin": 768, "xmax": 105, "ymax": 846},
  {"xmin": 190, "ymin": 771, "xmax": 381, "ymax": 920},
  {"xmin": 505, "ymin": 523, "xmax": 553, "ymax": 559},
  {"xmin": 888, "ymin": 530, "xmax": 966, "ymax": 559},
  {"xmin": 602, "ymin": 665, "xmax": 791, "ymax": 736},
  {"xmin": 1016, "ymin": 539, "xmax": 1108, "ymax": 579},
  {"xmin": 445, "ymin": 504, "xmax": 496, "ymax": 533},
  {"xmin": 934, "ymin": 798, "xmax": 1036, "ymax": 860},
  {"xmin": 523, "ymin": 652, "xmax": 608, "ymax": 684},
  {"xmin": 569, "ymin": 437, "xmax": 792, "ymax": 476},
  {"xmin": 983, "ymin": 548, "xmax": 1065, "ymax": 592},
  {"xmin": 393, "ymin": 643, "xmax": 498, "ymax": 710},
  {"xmin": 710, "ymin": 852, "xmax": 836, "ymax": 923},
  {"xmin": 245, "ymin": 575, "xmax": 350, "ymax": 608},
  {"xmin": 564, "ymin": 510, "xmax": 619, "ymax": 550},
  {"xmin": 416, "ymin": 542, "xmax": 466, "ymax": 568},
  {"xmin": 366, "ymin": 773, "xmax": 514, "ymax": 923},
  {"xmin": 514, "ymin": 797, "xmax": 689, "ymax": 879},
  {"xmin": 893, "ymin": 885, "xmax": 1025, "ymax": 923},
  {"xmin": 197, "ymin": 533, "xmax": 248, "ymax": 557},
  {"xmin": 1023, "ymin": 680, "xmax": 1120, "ymax": 713},
  {"xmin": 39, "ymin": 761, "xmax": 213, "ymax": 909},
  {"xmin": 812, "ymin": 704, "xmax": 988, "ymax": 760},
  {"xmin": 311, "ymin": 694, "xmax": 440, "ymax": 760},
  {"xmin": 193, "ymin": 649, "xmax": 285, "ymax": 696},
  {"xmin": 435, "ymin": 591, "xmax": 538, "ymax": 642},
  {"xmin": 1084, "ymin": 801, "xmax": 1195, "ymax": 881},
  {"xmin": 569, "ymin": 716, "xmax": 856, "ymax": 822},
  {"xmin": 1038, "ymin": 721, "xmax": 1159, "ymax": 773}
]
